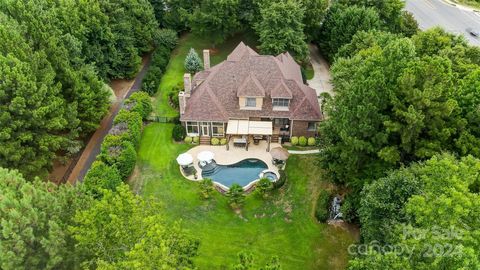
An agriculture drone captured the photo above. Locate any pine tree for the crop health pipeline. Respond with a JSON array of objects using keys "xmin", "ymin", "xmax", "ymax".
[{"xmin": 184, "ymin": 48, "xmax": 203, "ymax": 74}]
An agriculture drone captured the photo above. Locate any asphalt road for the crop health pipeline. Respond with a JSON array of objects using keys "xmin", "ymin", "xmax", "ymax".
[{"xmin": 405, "ymin": 0, "xmax": 480, "ymax": 46}]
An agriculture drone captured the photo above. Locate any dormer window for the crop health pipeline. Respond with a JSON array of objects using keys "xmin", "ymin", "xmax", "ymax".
[
  {"xmin": 273, "ymin": 98, "xmax": 289, "ymax": 107},
  {"xmin": 245, "ymin": 97, "xmax": 257, "ymax": 107}
]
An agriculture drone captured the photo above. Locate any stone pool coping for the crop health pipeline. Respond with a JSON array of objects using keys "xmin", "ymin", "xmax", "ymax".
[{"xmin": 179, "ymin": 140, "xmax": 282, "ymax": 191}]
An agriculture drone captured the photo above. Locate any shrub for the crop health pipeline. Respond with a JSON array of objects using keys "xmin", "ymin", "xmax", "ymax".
[
  {"xmin": 256, "ymin": 178, "xmax": 272, "ymax": 197},
  {"xmin": 220, "ymin": 138, "xmax": 227, "ymax": 145},
  {"xmin": 211, "ymin": 138, "xmax": 220, "ymax": 145},
  {"xmin": 168, "ymin": 83, "xmax": 183, "ymax": 109},
  {"xmin": 227, "ymin": 183, "xmax": 245, "ymax": 209},
  {"xmin": 273, "ymin": 170, "xmax": 286, "ymax": 189},
  {"xmin": 298, "ymin": 136, "xmax": 307, "ymax": 146},
  {"xmin": 125, "ymin": 92, "xmax": 152, "ymax": 120},
  {"xmin": 199, "ymin": 178, "xmax": 215, "ymax": 199},
  {"xmin": 113, "ymin": 110, "xmax": 142, "ymax": 147},
  {"xmin": 141, "ymin": 44, "xmax": 174, "ymax": 96},
  {"xmin": 99, "ymin": 135, "xmax": 137, "ymax": 180},
  {"xmin": 83, "ymin": 161, "xmax": 122, "ymax": 197},
  {"xmin": 307, "ymin": 137, "xmax": 316, "ymax": 146},
  {"xmin": 184, "ymin": 48, "xmax": 203, "ymax": 74},
  {"xmin": 341, "ymin": 195, "xmax": 358, "ymax": 223},
  {"xmin": 184, "ymin": 136, "xmax": 193, "ymax": 144},
  {"xmin": 193, "ymin": 136, "xmax": 199, "ymax": 144},
  {"xmin": 172, "ymin": 124, "xmax": 186, "ymax": 141},
  {"xmin": 315, "ymin": 190, "xmax": 331, "ymax": 223},
  {"xmin": 142, "ymin": 66, "xmax": 163, "ymax": 95},
  {"xmin": 154, "ymin": 28, "xmax": 178, "ymax": 50},
  {"xmin": 291, "ymin": 136, "xmax": 299, "ymax": 146}
]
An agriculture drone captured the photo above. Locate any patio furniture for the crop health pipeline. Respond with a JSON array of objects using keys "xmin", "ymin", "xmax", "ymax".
[
  {"xmin": 197, "ymin": 151, "xmax": 215, "ymax": 162},
  {"xmin": 176, "ymin": 153, "xmax": 193, "ymax": 166},
  {"xmin": 233, "ymin": 137, "xmax": 247, "ymax": 147},
  {"xmin": 253, "ymin": 135, "xmax": 263, "ymax": 145},
  {"xmin": 270, "ymin": 147, "xmax": 289, "ymax": 165},
  {"xmin": 181, "ymin": 164, "xmax": 196, "ymax": 176}
]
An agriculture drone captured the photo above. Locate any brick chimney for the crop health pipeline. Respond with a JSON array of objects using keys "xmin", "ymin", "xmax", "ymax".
[
  {"xmin": 203, "ymin": 49, "xmax": 210, "ymax": 70},
  {"xmin": 178, "ymin": 91, "xmax": 186, "ymax": 115},
  {"xmin": 183, "ymin": 73, "xmax": 191, "ymax": 96}
]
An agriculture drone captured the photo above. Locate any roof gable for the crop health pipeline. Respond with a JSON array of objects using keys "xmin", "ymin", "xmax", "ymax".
[
  {"xmin": 237, "ymin": 74, "xmax": 266, "ymax": 97},
  {"xmin": 271, "ymin": 80, "xmax": 292, "ymax": 99}
]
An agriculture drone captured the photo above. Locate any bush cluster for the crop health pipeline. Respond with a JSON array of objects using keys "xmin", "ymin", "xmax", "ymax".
[
  {"xmin": 173, "ymin": 124, "xmax": 187, "ymax": 141},
  {"xmin": 315, "ymin": 190, "xmax": 331, "ymax": 223},
  {"xmin": 291, "ymin": 136, "xmax": 316, "ymax": 147},
  {"xmin": 84, "ymin": 96, "xmax": 152, "ymax": 190},
  {"xmin": 211, "ymin": 138, "xmax": 220, "ymax": 145},
  {"xmin": 124, "ymin": 92, "xmax": 153, "ymax": 120},
  {"xmin": 142, "ymin": 30, "xmax": 178, "ymax": 96}
]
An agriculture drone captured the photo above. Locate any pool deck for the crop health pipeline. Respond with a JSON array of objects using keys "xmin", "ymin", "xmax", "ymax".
[{"xmin": 182, "ymin": 141, "xmax": 282, "ymax": 187}]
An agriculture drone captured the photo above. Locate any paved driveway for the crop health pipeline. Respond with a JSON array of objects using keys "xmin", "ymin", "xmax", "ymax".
[{"xmin": 307, "ymin": 44, "xmax": 334, "ymax": 99}]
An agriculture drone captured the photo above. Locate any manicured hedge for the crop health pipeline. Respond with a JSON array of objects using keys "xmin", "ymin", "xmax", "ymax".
[
  {"xmin": 99, "ymin": 135, "xmax": 137, "ymax": 180},
  {"xmin": 124, "ymin": 92, "xmax": 152, "ymax": 120},
  {"xmin": 307, "ymin": 137, "xmax": 316, "ymax": 146},
  {"xmin": 83, "ymin": 160, "xmax": 122, "ymax": 197},
  {"xmin": 299, "ymin": 136, "xmax": 307, "ymax": 146},
  {"xmin": 211, "ymin": 138, "xmax": 220, "ymax": 145},
  {"xmin": 291, "ymin": 136, "xmax": 299, "ymax": 146},
  {"xmin": 142, "ymin": 30, "xmax": 178, "ymax": 96},
  {"xmin": 112, "ymin": 110, "xmax": 142, "ymax": 147}
]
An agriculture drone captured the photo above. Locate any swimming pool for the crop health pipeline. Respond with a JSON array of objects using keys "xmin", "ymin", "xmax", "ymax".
[{"xmin": 201, "ymin": 158, "xmax": 269, "ymax": 188}]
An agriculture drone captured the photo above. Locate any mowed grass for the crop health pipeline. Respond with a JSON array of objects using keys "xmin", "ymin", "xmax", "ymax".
[
  {"xmin": 133, "ymin": 123, "xmax": 357, "ymax": 269},
  {"xmin": 155, "ymin": 32, "xmax": 259, "ymax": 117}
]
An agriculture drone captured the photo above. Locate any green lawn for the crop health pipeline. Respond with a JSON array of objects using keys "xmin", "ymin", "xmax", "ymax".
[
  {"xmin": 132, "ymin": 123, "xmax": 357, "ymax": 269},
  {"xmin": 155, "ymin": 32, "xmax": 259, "ymax": 117}
]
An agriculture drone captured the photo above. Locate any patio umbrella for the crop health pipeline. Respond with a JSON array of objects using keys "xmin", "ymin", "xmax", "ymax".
[
  {"xmin": 197, "ymin": 151, "xmax": 215, "ymax": 162},
  {"xmin": 270, "ymin": 147, "xmax": 289, "ymax": 160},
  {"xmin": 176, "ymin": 153, "xmax": 193, "ymax": 166}
]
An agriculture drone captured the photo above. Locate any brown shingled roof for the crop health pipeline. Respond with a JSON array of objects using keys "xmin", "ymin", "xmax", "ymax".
[
  {"xmin": 181, "ymin": 42, "xmax": 322, "ymax": 122},
  {"xmin": 237, "ymin": 74, "xmax": 265, "ymax": 97}
]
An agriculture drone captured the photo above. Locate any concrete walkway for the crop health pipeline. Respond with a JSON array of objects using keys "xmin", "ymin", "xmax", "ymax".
[
  {"xmin": 307, "ymin": 44, "xmax": 334, "ymax": 99},
  {"xmin": 288, "ymin": 149, "xmax": 321, "ymax": 155}
]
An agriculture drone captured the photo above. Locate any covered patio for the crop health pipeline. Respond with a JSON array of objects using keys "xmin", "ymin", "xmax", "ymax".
[{"xmin": 225, "ymin": 120, "xmax": 273, "ymax": 151}]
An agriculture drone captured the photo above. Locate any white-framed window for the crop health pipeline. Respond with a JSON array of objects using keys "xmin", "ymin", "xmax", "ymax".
[
  {"xmin": 245, "ymin": 97, "xmax": 256, "ymax": 107},
  {"xmin": 272, "ymin": 98, "xmax": 289, "ymax": 107},
  {"xmin": 307, "ymin": 122, "xmax": 317, "ymax": 131},
  {"xmin": 211, "ymin": 122, "xmax": 224, "ymax": 137},
  {"xmin": 186, "ymin": 122, "xmax": 199, "ymax": 135}
]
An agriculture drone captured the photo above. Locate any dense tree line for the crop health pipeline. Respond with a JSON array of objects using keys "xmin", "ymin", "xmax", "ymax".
[
  {"xmin": 321, "ymin": 28, "xmax": 480, "ymax": 191},
  {"xmin": 0, "ymin": 0, "xmax": 159, "ymax": 178},
  {"xmin": 0, "ymin": 167, "xmax": 199, "ymax": 269},
  {"xmin": 318, "ymin": 0, "xmax": 418, "ymax": 62},
  {"xmin": 349, "ymin": 154, "xmax": 480, "ymax": 269}
]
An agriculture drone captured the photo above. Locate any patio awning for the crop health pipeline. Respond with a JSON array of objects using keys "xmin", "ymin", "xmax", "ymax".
[{"xmin": 226, "ymin": 120, "xmax": 273, "ymax": 135}]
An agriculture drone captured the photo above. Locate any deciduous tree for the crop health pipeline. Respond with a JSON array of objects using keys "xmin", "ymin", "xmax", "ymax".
[{"xmin": 255, "ymin": 0, "xmax": 308, "ymax": 62}]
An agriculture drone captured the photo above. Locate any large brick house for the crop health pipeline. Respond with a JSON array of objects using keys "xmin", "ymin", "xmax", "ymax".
[{"xmin": 178, "ymin": 42, "xmax": 322, "ymax": 147}]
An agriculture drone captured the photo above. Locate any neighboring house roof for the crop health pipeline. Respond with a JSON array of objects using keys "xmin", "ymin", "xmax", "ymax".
[{"xmin": 181, "ymin": 42, "xmax": 322, "ymax": 122}]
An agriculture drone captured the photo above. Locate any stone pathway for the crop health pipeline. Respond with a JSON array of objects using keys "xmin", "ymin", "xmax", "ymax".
[
  {"xmin": 288, "ymin": 149, "xmax": 321, "ymax": 155},
  {"xmin": 307, "ymin": 44, "xmax": 334, "ymax": 99}
]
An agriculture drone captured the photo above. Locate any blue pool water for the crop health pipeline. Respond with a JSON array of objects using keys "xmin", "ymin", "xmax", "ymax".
[{"xmin": 201, "ymin": 158, "xmax": 268, "ymax": 187}]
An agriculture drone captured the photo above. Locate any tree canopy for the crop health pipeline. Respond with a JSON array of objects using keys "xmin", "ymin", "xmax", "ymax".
[
  {"xmin": 255, "ymin": 0, "xmax": 308, "ymax": 62},
  {"xmin": 350, "ymin": 154, "xmax": 480, "ymax": 269},
  {"xmin": 320, "ymin": 29, "xmax": 479, "ymax": 191}
]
